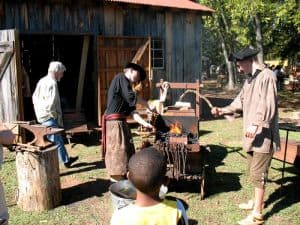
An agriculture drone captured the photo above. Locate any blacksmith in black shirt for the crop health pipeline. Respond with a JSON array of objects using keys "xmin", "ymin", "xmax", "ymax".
[{"xmin": 102, "ymin": 62, "xmax": 154, "ymax": 182}]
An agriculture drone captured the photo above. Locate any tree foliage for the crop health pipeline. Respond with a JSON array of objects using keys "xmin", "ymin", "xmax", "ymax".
[{"xmin": 200, "ymin": 0, "xmax": 300, "ymax": 85}]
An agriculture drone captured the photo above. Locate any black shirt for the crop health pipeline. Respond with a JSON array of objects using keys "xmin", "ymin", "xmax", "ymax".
[{"xmin": 105, "ymin": 73, "xmax": 137, "ymax": 116}]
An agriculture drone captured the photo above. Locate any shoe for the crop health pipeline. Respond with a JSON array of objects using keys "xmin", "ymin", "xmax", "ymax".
[
  {"xmin": 64, "ymin": 156, "xmax": 79, "ymax": 168},
  {"xmin": 239, "ymin": 200, "xmax": 254, "ymax": 210},
  {"xmin": 238, "ymin": 212, "xmax": 264, "ymax": 225}
]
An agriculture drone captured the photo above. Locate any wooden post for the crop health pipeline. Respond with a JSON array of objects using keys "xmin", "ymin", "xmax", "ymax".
[
  {"xmin": 15, "ymin": 145, "xmax": 61, "ymax": 211},
  {"xmin": 75, "ymin": 35, "xmax": 90, "ymax": 112}
]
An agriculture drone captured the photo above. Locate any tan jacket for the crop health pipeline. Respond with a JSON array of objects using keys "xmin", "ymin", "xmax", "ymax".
[{"xmin": 224, "ymin": 65, "xmax": 280, "ymax": 153}]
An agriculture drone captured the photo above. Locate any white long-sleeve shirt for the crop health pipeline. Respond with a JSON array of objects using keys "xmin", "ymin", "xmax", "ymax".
[{"xmin": 32, "ymin": 74, "xmax": 63, "ymax": 127}]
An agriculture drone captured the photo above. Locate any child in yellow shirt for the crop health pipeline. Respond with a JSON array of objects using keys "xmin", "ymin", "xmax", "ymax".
[{"xmin": 110, "ymin": 147, "xmax": 188, "ymax": 225}]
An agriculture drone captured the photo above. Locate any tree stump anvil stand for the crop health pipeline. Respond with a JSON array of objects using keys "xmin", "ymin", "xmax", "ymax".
[{"xmin": 14, "ymin": 122, "xmax": 63, "ymax": 211}]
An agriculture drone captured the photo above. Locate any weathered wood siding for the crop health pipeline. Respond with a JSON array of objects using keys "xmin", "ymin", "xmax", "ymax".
[
  {"xmin": 0, "ymin": 1, "xmax": 104, "ymax": 34},
  {"xmin": 0, "ymin": 1, "xmax": 203, "ymax": 82},
  {"xmin": 121, "ymin": 7, "xmax": 202, "ymax": 84},
  {"xmin": 0, "ymin": 29, "xmax": 22, "ymax": 123},
  {"xmin": 0, "ymin": 1, "xmax": 204, "ymax": 119}
]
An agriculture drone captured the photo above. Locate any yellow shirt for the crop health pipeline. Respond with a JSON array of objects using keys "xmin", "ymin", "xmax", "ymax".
[{"xmin": 110, "ymin": 199, "xmax": 183, "ymax": 225}]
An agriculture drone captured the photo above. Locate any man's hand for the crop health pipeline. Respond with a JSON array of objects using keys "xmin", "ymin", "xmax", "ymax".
[
  {"xmin": 132, "ymin": 112, "xmax": 155, "ymax": 130},
  {"xmin": 245, "ymin": 125, "xmax": 258, "ymax": 138},
  {"xmin": 211, "ymin": 107, "xmax": 223, "ymax": 117},
  {"xmin": 148, "ymin": 105, "xmax": 157, "ymax": 114},
  {"xmin": 144, "ymin": 122, "xmax": 154, "ymax": 130}
]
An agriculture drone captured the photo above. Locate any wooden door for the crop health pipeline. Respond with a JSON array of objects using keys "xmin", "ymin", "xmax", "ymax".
[
  {"xmin": 97, "ymin": 36, "xmax": 151, "ymax": 126},
  {"xmin": 0, "ymin": 29, "xmax": 23, "ymax": 129}
]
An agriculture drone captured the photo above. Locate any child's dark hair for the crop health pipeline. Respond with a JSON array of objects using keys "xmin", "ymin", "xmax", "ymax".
[{"xmin": 128, "ymin": 147, "xmax": 166, "ymax": 194}]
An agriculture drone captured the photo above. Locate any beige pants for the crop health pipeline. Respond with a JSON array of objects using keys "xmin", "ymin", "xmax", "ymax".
[{"xmin": 247, "ymin": 151, "xmax": 273, "ymax": 188}]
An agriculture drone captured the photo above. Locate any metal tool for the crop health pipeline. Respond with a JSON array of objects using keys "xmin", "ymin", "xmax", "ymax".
[{"xmin": 14, "ymin": 121, "xmax": 64, "ymax": 149}]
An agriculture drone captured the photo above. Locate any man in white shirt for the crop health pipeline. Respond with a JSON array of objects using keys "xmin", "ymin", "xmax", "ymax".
[{"xmin": 32, "ymin": 61, "xmax": 78, "ymax": 168}]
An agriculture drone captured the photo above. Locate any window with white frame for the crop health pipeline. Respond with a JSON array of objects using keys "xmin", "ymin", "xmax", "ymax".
[{"xmin": 151, "ymin": 39, "xmax": 164, "ymax": 69}]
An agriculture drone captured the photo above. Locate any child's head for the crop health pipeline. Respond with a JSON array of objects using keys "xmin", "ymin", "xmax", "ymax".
[{"xmin": 128, "ymin": 147, "xmax": 166, "ymax": 194}]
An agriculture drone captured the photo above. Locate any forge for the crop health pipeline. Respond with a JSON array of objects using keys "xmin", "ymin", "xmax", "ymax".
[{"xmin": 150, "ymin": 79, "xmax": 210, "ymax": 199}]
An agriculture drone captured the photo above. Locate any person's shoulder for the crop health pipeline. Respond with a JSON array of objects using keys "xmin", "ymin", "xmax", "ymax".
[
  {"xmin": 39, "ymin": 75, "xmax": 55, "ymax": 84},
  {"xmin": 163, "ymin": 198, "xmax": 178, "ymax": 207},
  {"xmin": 111, "ymin": 73, "xmax": 126, "ymax": 84},
  {"xmin": 115, "ymin": 73, "xmax": 125, "ymax": 79},
  {"xmin": 163, "ymin": 198, "xmax": 189, "ymax": 225},
  {"xmin": 110, "ymin": 204, "xmax": 135, "ymax": 224},
  {"xmin": 261, "ymin": 67, "xmax": 277, "ymax": 80},
  {"xmin": 113, "ymin": 204, "xmax": 135, "ymax": 215}
]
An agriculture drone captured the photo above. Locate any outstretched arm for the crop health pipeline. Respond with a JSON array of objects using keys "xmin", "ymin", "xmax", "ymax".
[
  {"xmin": 131, "ymin": 111, "xmax": 153, "ymax": 129},
  {"xmin": 211, "ymin": 88, "xmax": 244, "ymax": 118}
]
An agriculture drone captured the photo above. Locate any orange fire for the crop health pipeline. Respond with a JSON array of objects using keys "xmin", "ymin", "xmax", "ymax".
[{"xmin": 169, "ymin": 121, "xmax": 182, "ymax": 134}]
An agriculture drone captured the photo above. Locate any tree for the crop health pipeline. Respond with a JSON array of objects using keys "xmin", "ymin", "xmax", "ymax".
[
  {"xmin": 201, "ymin": 0, "xmax": 237, "ymax": 90},
  {"xmin": 200, "ymin": 0, "xmax": 300, "ymax": 88},
  {"xmin": 264, "ymin": 0, "xmax": 300, "ymax": 66}
]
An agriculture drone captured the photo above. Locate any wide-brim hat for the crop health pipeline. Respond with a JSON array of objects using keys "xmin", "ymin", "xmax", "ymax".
[
  {"xmin": 229, "ymin": 46, "xmax": 260, "ymax": 62},
  {"xmin": 125, "ymin": 62, "xmax": 146, "ymax": 81}
]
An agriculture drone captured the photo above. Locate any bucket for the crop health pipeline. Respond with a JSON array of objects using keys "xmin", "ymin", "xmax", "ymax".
[{"xmin": 109, "ymin": 180, "xmax": 136, "ymax": 211}]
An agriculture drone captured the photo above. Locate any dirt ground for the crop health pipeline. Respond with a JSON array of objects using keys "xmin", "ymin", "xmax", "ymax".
[
  {"xmin": 61, "ymin": 87, "xmax": 299, "ymax": 224},
  {"xmin": 6, "ymin": 86, "xmax": 300, "ymax": 225}
]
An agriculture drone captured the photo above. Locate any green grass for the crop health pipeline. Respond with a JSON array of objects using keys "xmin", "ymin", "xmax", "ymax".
[{"xmin": 1, "ymin": 114, "xmax": 300, "ymax": 225}]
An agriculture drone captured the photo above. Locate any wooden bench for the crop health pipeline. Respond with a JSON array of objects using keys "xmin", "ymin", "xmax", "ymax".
[
  {"xmin": 63, "ymin": 111, "xmax": 94, "ymax": 144},
  {"xmin": 273, "ymin": 138, "xmax": 300, "ymax": 164}
]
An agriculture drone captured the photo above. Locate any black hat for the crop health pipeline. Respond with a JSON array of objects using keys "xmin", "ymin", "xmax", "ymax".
[
  {"xmin": 125, "ymin": 62, "xmax": 146, "ymax": 81},
  {"xmin": 229, "ymin": 46, "xmax": 260, "ymax": 62}
]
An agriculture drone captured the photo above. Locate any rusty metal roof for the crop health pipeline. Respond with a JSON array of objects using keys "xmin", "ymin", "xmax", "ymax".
[{"xmin": 105, "ymin": 0, "xmax": 214, "ymax": 13}]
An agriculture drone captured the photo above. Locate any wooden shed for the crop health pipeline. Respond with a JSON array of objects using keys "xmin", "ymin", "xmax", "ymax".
[{"xmin": 0, "ymin": 0, "xmax": 213, "ymax": 136}]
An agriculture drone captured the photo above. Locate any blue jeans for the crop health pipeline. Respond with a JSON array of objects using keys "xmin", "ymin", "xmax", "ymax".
[{"xmin": 42, "ymin": 118, "xmax": 69, "ymax": 163}]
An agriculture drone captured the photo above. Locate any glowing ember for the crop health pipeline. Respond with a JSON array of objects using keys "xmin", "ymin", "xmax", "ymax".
[{"xmin": 169, "ymin": 121, "xmax": 182, "ymax": 134}]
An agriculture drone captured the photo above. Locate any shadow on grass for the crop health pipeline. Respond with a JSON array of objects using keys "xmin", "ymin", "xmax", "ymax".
[
  {"xmin": 204, "ymin": 144, "xmax": 243, "ymax": 197},
  {"xmin": 61, "ymin": 178, "xmax": 110, "ymax": 205},
  {"xmin": 169, "ymin": 144, "xmax": 243, "ymax": 197},
  {"xmin": 271, "ymin": 163, "xmax": 300, "ymax": 176},
  {"xmin": 264, "ymin": 175, "xmax": 300, "ymax": 220},
  {"xmin": 199, "ymin": 130, "xmax": 213, "ymax": 136},
  {"xmin": 60, "ymin": 160, "xmax": 105, "ymax": 177}
]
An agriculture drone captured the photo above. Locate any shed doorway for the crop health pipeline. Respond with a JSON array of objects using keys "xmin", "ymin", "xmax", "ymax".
[
  {"xmin": 97, "ymin": 36, "xmax": 152, "ymax": 125},
  {"xmin": 20, "ymin": 34, "xmax": 97, "ymax": 136}
]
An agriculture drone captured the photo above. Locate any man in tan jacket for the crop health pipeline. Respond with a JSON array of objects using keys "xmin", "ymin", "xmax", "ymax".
[{"xmin": 211, "ymin": 46, "xmax": 280, "ymax": 225}]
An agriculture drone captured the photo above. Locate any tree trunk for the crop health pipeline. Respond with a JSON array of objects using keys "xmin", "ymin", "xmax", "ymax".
[
  {"xmin": 253, "ymin": 14, "xmax": 264, "ymax": 64},
  {"xmin": 217, "ymin": 3, "xmax": 235, "ymax": 89},
  {"xmin": 16, "ymin": 145, "xmax": 61, "ymax": 211},
  {"xmin": 217, "ymin": 26, "xmax": 235, "ymax": 90}
]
